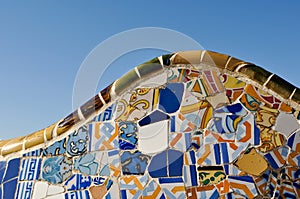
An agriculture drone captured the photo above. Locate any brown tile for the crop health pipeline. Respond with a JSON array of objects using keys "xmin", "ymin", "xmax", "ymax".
[
  {"xmin": 202, "ymin": 51, "xmax": 229, "ymax": 69},
  {"xmin": 1, "ymin": 136, "xmax": 25, "ymax": 156},
  {"xmin": 80, "ymin": 94, "xmax": 103, "ymax": 118},
  {"xmin": 24, "ymin": 129, "xmax": 45, "ymax": 149},
  {"xmin": 265, "ymin": 74, "xmax": 295, "ymax": 99},
  {"xmin": 100, "ymin": 83, "xmax": 112, "ymax": 104},
  {"xmin": 237, "ymin": 64, "xmax": 272, "ymax": 85},
  {"xmin": 291, "ymin": 88, "xmax": 300, "ymax": 104},
  {"xmin": 56, "ymin": 110, "xmax": 80, "ymax": 136},
  {"xmin": 171, "ymin": 50, "xmax": 202, "ymax": 64},
  {"xmin": 225, "ymin": 57, "xmax": 247, "ymax": 71}
]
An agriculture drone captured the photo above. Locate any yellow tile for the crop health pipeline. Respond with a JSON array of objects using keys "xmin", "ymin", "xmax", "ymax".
[{"xmin": 234, "ymin": 148, "xmax": 268, "ymax": 176}]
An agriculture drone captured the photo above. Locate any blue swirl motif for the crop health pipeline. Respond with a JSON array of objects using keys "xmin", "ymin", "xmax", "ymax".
[{"xmin": 67, "ymin": 126, "xmax": 88, "ymax": 156}]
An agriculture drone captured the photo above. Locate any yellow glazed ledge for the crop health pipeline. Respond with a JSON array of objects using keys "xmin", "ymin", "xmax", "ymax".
[{"xmin": 1, "ymin": 50, "xmax": 299, "ymax": 157}]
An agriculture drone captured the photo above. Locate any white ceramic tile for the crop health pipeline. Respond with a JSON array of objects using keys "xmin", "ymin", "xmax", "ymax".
[
  {"xmin": 31, "ymin": 181, "xmax": 48, "ymax": 199},
  {"xmin": 47, "ymin": 185, "xmax": 65, "ymax": 195},
  {"xmin": 138, "ymin": 120, "xmax": 168, "ymax": 154}
]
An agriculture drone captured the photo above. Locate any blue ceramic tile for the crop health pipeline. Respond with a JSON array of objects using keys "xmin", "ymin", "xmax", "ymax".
[
  {"xmin": 215, "ymin": 103, "xmax": 247, "ymax": 116},
  {"xmin": 74, "ymin": 153, "xmax": 99, "ymax": 175},
  {"xmin": 41, "ymin": 156, "xmax": 72, "ymax": 184},
  {"xmin": 42, "ymin": 138, "xmax": 66, "ymax": 156},
  {"xmin": 3, "ymin": 178, "xmax": 18, "ymax": 199},
  {"xmin": 118, "ymin": 140, "xmax": 135, "ymax": 150},
  {"xmin": 168, "ymin": 149, "xmax": 183, "ymax": 176},
  {"xmin": 0, "ymin": 161, "xmax": 6, "ymax": 184},
  {"xmin": 23, "ymin": 149, "xmax": 41, "ymax": 157},
  {"xmin": 159, "ymin": 83, "xmax": 184, "ymax": 113},
  {"xmin": 19, "ymin": 158, "xmax": 41, "ymax": 181},
  {"xmin": 139, "ymin": 110, "xmax": 170, "ymax": 126},
  {"xmin": 65, "ymin": 174, "xmax": 92, "ymax": 191},
  {"xmin": 119, "ymin": 122, "xmax": 138, "ymax": 150},
  {"xmin": 3, "ymin": 158, "xmax": 20, "ymax": 182},
  {"xmin": 65, "ymin": 190, "xmax": 90, "ymax": 199},
  {"xmin": 94, "ymin": 104, "xmax": 116, "ymax": 122},
  {"xmin": 120, "ymin": 150, "xmax": 150, "ymax": 175},
  {"xmin": 67, "ymin": 126, "xmax": 88, "ymax": 156},
  {"xmin": 158, "ymin": 177, "xmax": 183, "ymax": 184},
  {"xmin": 15, "ymin": 181, "xmax": 33, "ymax": 199},
  {"xmin": 148, "ymin": 151, "xmax": 168, "ymax": 178}
]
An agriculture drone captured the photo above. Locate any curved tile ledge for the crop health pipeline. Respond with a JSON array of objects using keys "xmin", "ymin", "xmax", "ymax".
[{"xmin": 0, "ymin": 50, "xmax": 299, "ymax": 156}]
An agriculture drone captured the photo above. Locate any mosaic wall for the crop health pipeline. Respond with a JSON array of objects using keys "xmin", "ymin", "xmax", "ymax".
[{"xmin": 0, "ymin": 51, "xmax": 300, "ymax": 199}]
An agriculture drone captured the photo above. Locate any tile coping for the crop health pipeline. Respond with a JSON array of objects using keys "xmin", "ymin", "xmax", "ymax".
[{"xmin": 0, "ymin": 50, "xmax": 299, "ymax": 158}]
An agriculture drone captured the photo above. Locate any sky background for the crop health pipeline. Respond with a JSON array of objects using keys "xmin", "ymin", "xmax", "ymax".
[{"xmin": 1, "ymin": 1, "xmax": 300, "ymax": 139}]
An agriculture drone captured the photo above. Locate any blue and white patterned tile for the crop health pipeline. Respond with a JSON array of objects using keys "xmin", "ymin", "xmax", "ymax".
[
  {"xmin": 42, "ymin": 139, "xmax": 66, "ymax": 156},
  {"xmin": 118, "ymin": 122, "xmax": 138, "ymax": 150},
  {"xmin": 19, "ymin": 158, "xmax": 41, "ymax": 181},
  {"xmin": 88, "ymin": 122, "xmax": 118, "ymax": 151},
  {"xmin": 23, "ymin": 149, "xmax": 42, "ymax": 157},
  {"xmin": 74, "ymin": 153, "xmax": 99, "ymax": 175},
  {"xmin": 169, "ymin": 132, "xmax": 192, "ymax": 152},
  {"xmin": 94, "ymin": 104, "xmax": 116, "ymax": 122},
  {"xmin": 65, "ymin": 190, "xmax": 90, "ymax": 199},
  {"xmin": 183, "ymin": 165, "xmax": 198, "ymax": 187},
  {"xmin": 16, "ymin": 181, "xmax": 34, "ymax": 199},
  {"xmin": 120, "ymin": 150, "xmax": 150, "ymax": 175},
  {"xmin": 158, "ymin": 177, "xmax": 186, "ymax": 199},
  {"xmin": 41, "ymin": 156, "xmax": 72, "ymax": 184},
  {"xmin": 67, "ymin": 126, "xmax": 88, "ymax": 156},
  {"xmin": 228, "ymin": 176, "xmax": 258, "ymax": 198},
  {"xmin": 64, "ymin": 174, "xmax": 92, "ymax": 191},
  {"xmin": 264, "ymin": 146, "xmax": 289, "ymax": 170}
]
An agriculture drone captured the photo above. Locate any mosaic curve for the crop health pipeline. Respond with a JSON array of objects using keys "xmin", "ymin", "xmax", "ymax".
[{"xmin": 0, "ymin": 50, "xmax": 300, "ymax": 199}]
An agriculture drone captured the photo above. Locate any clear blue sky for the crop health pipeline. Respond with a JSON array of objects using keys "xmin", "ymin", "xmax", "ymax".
[{"xmin": 1, "ymin": 1, "xmax": 300, "ymax": 139}]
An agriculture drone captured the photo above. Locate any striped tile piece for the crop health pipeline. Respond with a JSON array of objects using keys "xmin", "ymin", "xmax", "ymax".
[
  {"xmin": 264, "ymin": 146, "xmax": 289, "ymax": 170},
  {"xmin": 183, "ymin": 165, "xmax": 198, "ymax": 187},
  {"xmin": 287, "ymin": 129, "xmax": 300, "ymax": 152},
  {"xmin": 16, "ymin": 181, "xmax": 34, "ymax": 199},
  {"xmin": 287, "ymin": 151, "xmax": 300, "ymax": 167},
  {"xmin": 158, "ymin": 177, "xmax": 186, "ymax": 199},
  {"xmin": 142, "ymin": 180, "xmax": 163, "ymax": 199},
  {"xmin": 169, "ymin": 132, "xmax": 192, "ymax": 151},
  {"xmin": 235, "ymin": 114, "xmax": 260, "ymax": 146},
  {"xmin": 254, "ymin": 170, "xmax": 271, "ymax": 195},
  {"xmin": 119, "ymin": 175, "xmax": 148, "ymax": 190},
  {"xmin": 120, "ymin": 189, "xmax": 143, "ymax": 199},
  {"xmin": 184, "ymin": 150, "xmax": 196, "ymax": 165},
  {"xmin": 196, "ymin": 144, "xmax": 221, "ymax": 166},
  {"xmin": 228, "ymin": 176, "xmax": 258, "ymax": 199},
  {"xmin": 186, "ymin": 185, "xmax": 219, "ymax": 199},
  {"xmin": 65, "ymin": 190, "xmax": 90, "ymax": 199},
  {"xmin": 19, "ymin": 158, "xmax": 41, "ymax": 181}
]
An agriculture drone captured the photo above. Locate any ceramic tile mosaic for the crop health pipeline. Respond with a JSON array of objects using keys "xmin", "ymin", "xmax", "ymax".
[{"xmin": 0, "ymin": 50, "xmax": 300, "ymax": 198}]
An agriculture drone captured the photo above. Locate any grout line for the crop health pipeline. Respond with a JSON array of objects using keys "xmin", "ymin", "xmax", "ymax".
[{"xmin": 263, "ymin": 73, "xmax": 274, "ymax": 87}]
